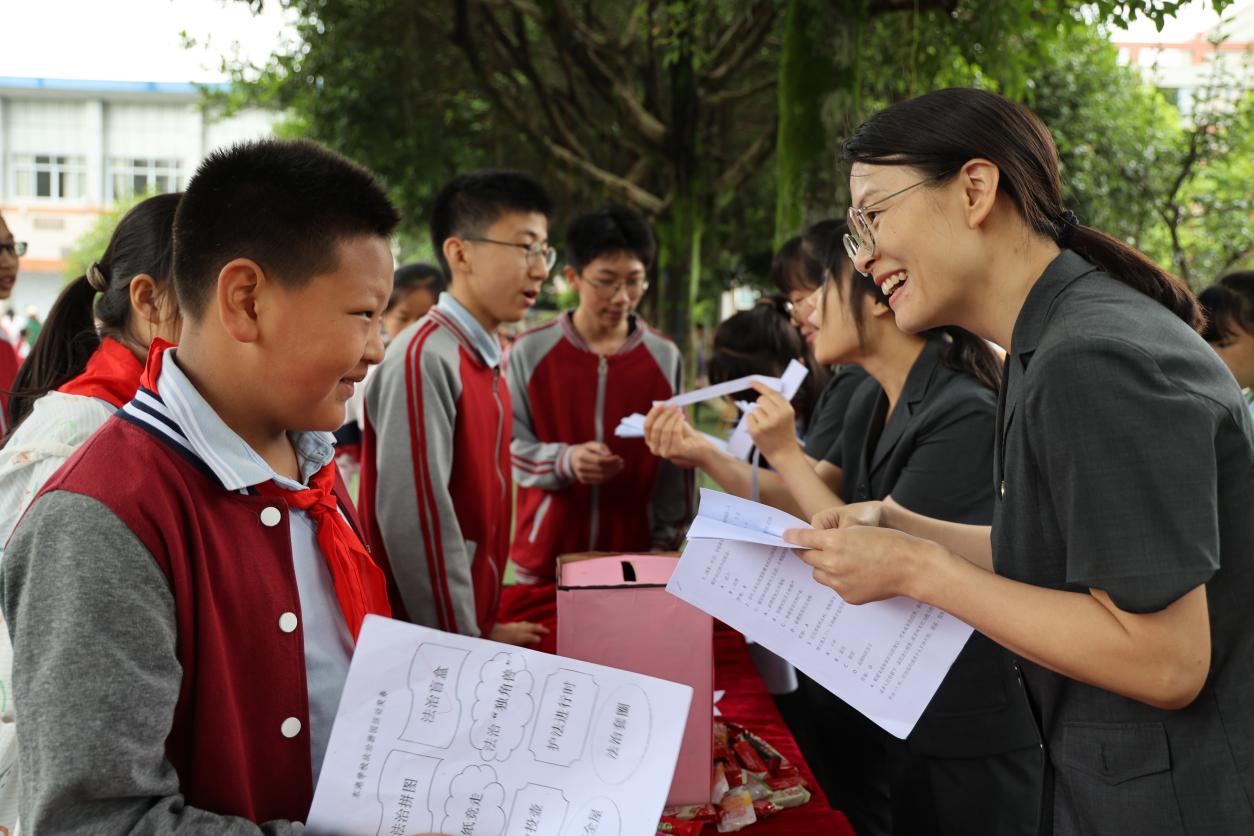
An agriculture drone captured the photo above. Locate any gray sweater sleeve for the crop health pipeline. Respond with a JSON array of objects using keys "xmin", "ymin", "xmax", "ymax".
[
  {"xmin": 365, "ymin": 334, "xmax": 479, "ymax": 636},
  {"xmin": 1, "ymin": 491, "xmax": 301, "ymax": 835},
  {"xmin": 506, "ymin": 327, "xmax": 573, "ymax": 492}
]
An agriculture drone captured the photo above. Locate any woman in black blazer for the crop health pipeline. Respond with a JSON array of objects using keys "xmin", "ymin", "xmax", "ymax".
[
  {"xmin": 789, "ymin": 88, "xmax": 1254, "ymax": 835},
  {"xmin": 647, "ymin": 232, "xmax": 1043, "ymax": 835}
]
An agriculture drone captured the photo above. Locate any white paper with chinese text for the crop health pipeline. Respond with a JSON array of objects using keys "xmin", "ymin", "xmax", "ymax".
[
  {"xmin": 666, "ymin": 539, "xmax": 973, "ymax": 739},
  {"xmin": 306, "ymin": 616, "xmax": 693, "ymax": 836},
  {"xmin": 685, "ymin": 488, "xmax": 812, "ymax": 550}
]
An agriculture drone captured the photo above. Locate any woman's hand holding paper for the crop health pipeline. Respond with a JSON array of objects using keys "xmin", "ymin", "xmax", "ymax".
[
  {"xmin": 785, "ymin": 509, "xmax": 953, "ymax": 605},
  {"xmin": 744, "ymin": 380, "xmax": 800, "ymax": 460},
  {"xmin": 644, "ymin": 404, "xmax": 715, "ymax": 469}
]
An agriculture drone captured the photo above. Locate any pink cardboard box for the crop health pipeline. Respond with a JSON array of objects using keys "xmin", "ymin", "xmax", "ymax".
[{"xmin": 557, "ymin": 553, "xmax": 714, "ymax": 806}]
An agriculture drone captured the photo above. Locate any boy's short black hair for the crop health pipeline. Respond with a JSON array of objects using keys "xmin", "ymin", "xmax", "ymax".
[
  {"xmin": 173, "ymin": 138, "xmax": 399, "ymax": 319},
  {"xmin": 390, "ymin": 262, "xmax": 445, "ymax": 310},
  {"xmin": 429, "ymin": 170, "xmax": 553, "ymax": 276},
  {"xmin": 565, "ymin": 204, "xmax": 657, "ymax": 274}
]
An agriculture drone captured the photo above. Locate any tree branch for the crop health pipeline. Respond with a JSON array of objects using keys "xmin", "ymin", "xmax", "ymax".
[
  {"xmin": 544, "ymin": 0, "xmax": 669, "ymax": 145},
  {"xmin": 544, "ymin": 140, "xmax": 667, "ymax": 213},
  {"xmin": 713, "ymin": 131, "xmax": 776, "ymax": 208},
  {"xmin": 705, "ymin": 75, "xmax": 776, "ymax": 108},
  {"xmin": 703, "ymin": 5, "xmax": 778, "ymax": 88}
]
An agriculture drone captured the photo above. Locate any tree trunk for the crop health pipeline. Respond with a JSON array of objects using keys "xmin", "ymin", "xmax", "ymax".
[
  {"xmin": 774, "ymin": 0, "xmax": 834, "ymax": 246},
  {"xmin": 774, "ymin": 0, "xmax": 868, "ymax": 241}
]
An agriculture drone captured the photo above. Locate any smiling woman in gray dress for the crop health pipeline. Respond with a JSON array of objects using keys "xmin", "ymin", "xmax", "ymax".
[{"xmin": 787, "ymin": 87, "xmax": 1254, "ymax": 836}]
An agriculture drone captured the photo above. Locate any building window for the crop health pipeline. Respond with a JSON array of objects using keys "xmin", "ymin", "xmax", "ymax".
[
  {"xmin": 108, "ymin": 158, "xmax": 183, "ymax": 201},
  {"xmin": 12, "ymin": 154, "xmax": 88, "ymax": 200}
]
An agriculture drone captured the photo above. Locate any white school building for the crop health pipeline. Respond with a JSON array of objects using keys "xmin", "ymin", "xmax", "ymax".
[{"xmin": 0, "ymin": 76, "xmax": 275, "ymax": 321}]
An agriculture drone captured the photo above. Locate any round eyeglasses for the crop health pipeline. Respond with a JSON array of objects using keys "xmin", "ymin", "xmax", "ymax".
[{"xmin": 463, "ymin": 237, "xmax": 558, "ymax": 272}]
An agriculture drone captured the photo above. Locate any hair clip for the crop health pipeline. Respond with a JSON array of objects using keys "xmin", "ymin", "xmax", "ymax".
[{"xmin": 86, "ymin": 262, "xmax": 109, "ymax": 292}]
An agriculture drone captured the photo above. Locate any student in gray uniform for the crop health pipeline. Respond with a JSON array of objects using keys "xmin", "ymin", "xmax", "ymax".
[{"xmin": 790, "ymin": 87, "xmax": 1254, "ymax": 835}]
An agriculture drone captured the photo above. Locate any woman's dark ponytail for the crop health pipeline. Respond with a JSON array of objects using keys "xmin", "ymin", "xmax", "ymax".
[
  {"xmin": 5, "ymin": 275, "xmax": 103, "ymax": 430},
  {"xmin": 843, "ymin": 87, "xmax": 1202, "ymax": 331},
  {"xmin": 5, "ymin": 192, "xmax": 180, "ymax": 434},
  {"xmin": 1064, "ymin": 223, "xmax": 1200, "ymax": 329}
]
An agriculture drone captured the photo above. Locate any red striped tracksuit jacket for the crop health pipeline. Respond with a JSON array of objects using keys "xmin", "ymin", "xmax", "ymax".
[
  {"xmin": 507, "ymin": 312, "xmax": 693, "ymax": 583},
  {"xmin": 359, "ymin": 302, "xmax": 510, "ymax": 637}
]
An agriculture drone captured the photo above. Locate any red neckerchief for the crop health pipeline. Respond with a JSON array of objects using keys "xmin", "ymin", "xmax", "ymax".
[
  {"xmin": 255, "ymin": 464, "xmax": 393, "ymax": 639},
  {"xmin": 138, "ymin": 337, "xmax": 176, "ymax": 392},
  {"xmin": 57, "ymin": 337, "xmax": 146, "ymax": 408},
  {"xmin": 138, "ymin": 337, "xmax": 390, "ymax": 637}
]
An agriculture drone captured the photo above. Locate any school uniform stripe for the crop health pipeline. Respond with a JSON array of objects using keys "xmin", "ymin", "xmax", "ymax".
[
  {"xmin": 160, "ymin": 372, "xmax": 249, "ymax": 490},
  {"xmin": 405, "ymin": 319, "xmax": 458, "ymax": 634},
  {"xmin": 428, "ymin": 310, "xmax": 476, "ymax": 356},
  {"xmin": 129, "ymin": 390, "xmax": 192, "ymax": 440},
  {"xmin": 510, "ymin": 455, "xmax": 556, "ymax": 475}
]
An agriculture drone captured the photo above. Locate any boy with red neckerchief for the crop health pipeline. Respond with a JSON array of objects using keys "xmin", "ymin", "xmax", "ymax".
[{"xmin": 2, "ymin": 139, "xmax": 396, "ymax": 832}]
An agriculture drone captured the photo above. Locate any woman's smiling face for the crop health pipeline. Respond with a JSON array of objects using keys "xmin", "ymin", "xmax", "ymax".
[{"xmin": 848, "ymin": 162, "xmax": 976, "ymax": 335}]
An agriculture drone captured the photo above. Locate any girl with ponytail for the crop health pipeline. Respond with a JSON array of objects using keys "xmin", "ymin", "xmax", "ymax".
[
  {"xmin": 647, "ymin": 220, "xmax": 1041, "ymax": 835},
  {"xmin": 0, "ymin": 192, "xmax": 181, "ymax": 539},
  {"xmin": 0, "ymin": 192, "xmax": 181, "ymax": 832},
  {"xmin": 787, "ymin": 88, "xmax": 1254, "ymax": 833}
]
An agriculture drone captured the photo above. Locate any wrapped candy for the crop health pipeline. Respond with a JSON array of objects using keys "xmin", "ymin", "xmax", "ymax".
[{"xmin": 715, "ymin": 786, "xmax": 757, "ymax": 833}]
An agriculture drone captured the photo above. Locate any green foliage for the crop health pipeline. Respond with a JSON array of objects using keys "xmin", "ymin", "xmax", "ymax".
[
  {"xmin": 218, "ymin": 0, "xmax": 1249, "ymax": 346},
  {"xmin": 63, "ymin": 193, "xmax": 146, "ymax": 282}
]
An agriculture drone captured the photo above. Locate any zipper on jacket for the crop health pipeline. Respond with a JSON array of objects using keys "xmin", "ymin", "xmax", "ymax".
[
  {"xmin": 490, "ymin": 368, "xmax": 506, "ymax": 617},
  {"xmin": 588, "ymin": 355, "xmax": 608, "ymax": 550}
]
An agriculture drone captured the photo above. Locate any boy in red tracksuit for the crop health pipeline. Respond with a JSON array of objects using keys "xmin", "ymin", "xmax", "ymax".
[
  {"xmin": 359, "ymin": 170, "xmax": 554, "ymax": 647},
  {"xmin": 500, "ymin": 206, "xmax": 692, "ymax": 647}
]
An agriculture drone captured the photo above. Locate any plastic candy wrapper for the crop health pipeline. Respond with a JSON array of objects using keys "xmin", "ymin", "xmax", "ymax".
[
  {"xmin": 733, "ymin": 739, "xmax": 768, "ymax": 776},
  {"xmin": 745, "ymin": 774, "xmax": 772, "ymax": 802},
  {"xmin": 769, "ymin": 785, "xmax": 812, "ymax": 810},
  {"xmin": 711, "ymin": 761, "xmax": 730, "ymax": 804},
  {"xmin": 724, "ymin": 756, "xmax": 744, "ymax": 788},
  {"xmin": 662, "ymin": 721, "xmax": 812, "ymax": 832},
  {"xmin": 716, "ymin": 786, "xmax": 757, "ymax": 833},
  {"xmin": 662, "ymin": 804, "xmax": 719, "ymax": 823},
  {"xmin": 657, "ymin": 819, "xmax": 707, "ymax": 836}
]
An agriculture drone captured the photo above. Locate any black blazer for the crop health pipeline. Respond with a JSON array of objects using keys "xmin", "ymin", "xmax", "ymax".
[{"xmin": 833, "ymin": 339, "xmax": 1040, "ymax": 758}]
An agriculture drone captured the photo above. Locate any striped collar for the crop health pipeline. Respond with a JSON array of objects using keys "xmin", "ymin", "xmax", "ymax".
[
  {"xmin": 120, "ymin": 344, "xmax": 334, "ymax": 492},
  {"xmin": 435, "ymin": 292, "xmax": 502, "ymax": 368}
]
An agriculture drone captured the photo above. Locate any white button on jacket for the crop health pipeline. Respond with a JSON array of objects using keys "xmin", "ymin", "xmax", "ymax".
[
  {"xmin": 280, "ymin": 717, "xmax": 302, "ymax": 738},
  {"xmin": 278, "ymin": 612, "xmax": 298, "ymax": 633},
  {"xmin": 260, "ymin": 506, "xmax": 282, "ymax": 527}
]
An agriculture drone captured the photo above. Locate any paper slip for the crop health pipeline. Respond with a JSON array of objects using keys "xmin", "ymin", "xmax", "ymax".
[
  {"xmin": 725, "ymin": 359, "xmax": 809, "ymax": 461},
  {"xmin": 614, "ymin": 413, "xmax": 730, "ymax": 452},
  {"xmin": 685, "ymin": 488, "xmax": 812, "ymax": 550},
  {"xmin": 306, "ymin": 616, "xmax": 693, "ymax": 836},
  {"xmin": 660, "ymin": 373, "xmax": 782, "ymax": 408},
  {"xmin": 667, "ymin": 539, "xmax": 973, "ymax": 739}
]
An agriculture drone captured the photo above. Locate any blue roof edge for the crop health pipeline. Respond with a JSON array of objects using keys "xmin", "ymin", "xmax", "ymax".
[{"xmin": 0, "ymin": 77, "xmax": 230, "ymax": 94}]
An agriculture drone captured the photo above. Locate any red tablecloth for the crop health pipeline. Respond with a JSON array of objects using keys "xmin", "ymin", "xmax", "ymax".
[{"xmin": 500, "ymin": 584, "xmax": 854, "ymax": 835}]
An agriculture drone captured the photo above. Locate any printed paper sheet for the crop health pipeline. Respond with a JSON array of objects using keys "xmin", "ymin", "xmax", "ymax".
[
  {"xmin": 307, "ymin": 616, "xmax": 693, "ymax": 836},
  {"xmin": 667, "ymin": 537, "xmax": 973, "ymax": 739}
]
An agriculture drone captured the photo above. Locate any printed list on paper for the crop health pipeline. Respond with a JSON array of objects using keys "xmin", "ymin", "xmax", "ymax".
[
  {"xmin": 667, "ymin": 493, "xmax": 973, "ymax": 738},
  {"xmin": 306, "ymin": 615, "xmax": 692, "ymax": 836}
]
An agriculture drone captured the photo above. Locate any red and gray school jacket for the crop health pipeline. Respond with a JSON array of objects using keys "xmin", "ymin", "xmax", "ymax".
[
  {"xmin": 359, "ymin": 308, "xmax": 511, "ymax": 637},
  {"xmin": 2, "ymin": 398, "xmax": 364, "ymax": 827},
  {"xmin": 507, "ymin": 312, "xmax": 693, "ymax": 582}
]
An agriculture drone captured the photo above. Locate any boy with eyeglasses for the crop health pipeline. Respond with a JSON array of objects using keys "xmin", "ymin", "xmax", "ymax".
[
  {"xmin": 499, "ymin": 205, "xmax": 692, "ymax": 650},
  {"xmin": 359, "ymin": 170, "xmax": 554, "ymax": 647}
]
